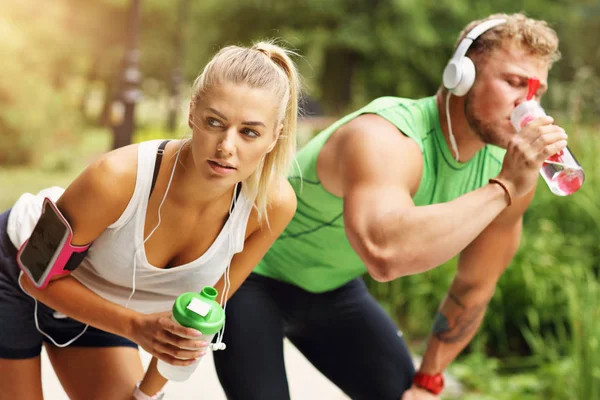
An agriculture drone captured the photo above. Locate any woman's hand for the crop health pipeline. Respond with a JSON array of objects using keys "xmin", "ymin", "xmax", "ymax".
[{"xmin": 130, "ymin": 311, "xmax": 209, "ymax": 366}]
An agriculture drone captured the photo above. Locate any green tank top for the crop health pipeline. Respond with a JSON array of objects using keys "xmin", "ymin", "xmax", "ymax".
[{"xmin": 254, "ymin": 96, "xmax": 506, "ymax": 293}]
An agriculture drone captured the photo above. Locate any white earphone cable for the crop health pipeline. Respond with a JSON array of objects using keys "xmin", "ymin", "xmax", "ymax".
[
  {"xmin": 446, "ymin": 90, "xmax": 460, "ymax": 162},
  {"xmin": 126, "ymin": 140, "xmax": 186, "ymax": 309},
  {"xmin": 212, "ymin": 182, "xmax": 238, "ymax": 351},
  {"xmin": 17, "ymin": 271, "xmax": 89, "ymax": 347}
]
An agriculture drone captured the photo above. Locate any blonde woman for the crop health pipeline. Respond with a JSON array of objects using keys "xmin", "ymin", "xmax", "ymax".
[{"xmin": 0, "ymin": 41, "xmax": 300, "ymax": 400}]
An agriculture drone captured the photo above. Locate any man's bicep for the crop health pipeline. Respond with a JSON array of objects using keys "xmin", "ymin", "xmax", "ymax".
[
  {"xmin": 338, "ymin": 114, "xmax": 423, "ymax": 204},
  {"xmin": 338, "ymin": 115, "xmax": 423, "ymax": 250},
  {"xmin": 343, "ymin": 183, "xmax": 413, "ymax": 233}
]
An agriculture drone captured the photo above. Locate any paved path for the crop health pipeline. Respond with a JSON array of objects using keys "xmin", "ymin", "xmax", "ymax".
[
  {"xmin": 41, "ymin": 340, "xmax": 463, "ymax": 399},
  {"xmin": 41, "ymin": 340, "xmax": 350, "ymax": 400}
]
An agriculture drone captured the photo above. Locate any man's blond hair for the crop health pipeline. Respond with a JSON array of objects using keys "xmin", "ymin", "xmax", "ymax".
[{"xmin": 456, "ymin": 13, "xmax": 561, "ymax": 67}]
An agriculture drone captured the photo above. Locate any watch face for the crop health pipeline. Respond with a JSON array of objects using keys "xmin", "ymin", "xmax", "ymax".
[{"xmin": 18, "ymin": 200, "xmax": 69, "ymax": 283}]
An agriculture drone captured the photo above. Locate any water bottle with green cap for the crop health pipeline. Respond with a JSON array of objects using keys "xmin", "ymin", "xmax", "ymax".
[{"xmin": 157, "ymin": 286, "xmax": 225, "ymax": 382}]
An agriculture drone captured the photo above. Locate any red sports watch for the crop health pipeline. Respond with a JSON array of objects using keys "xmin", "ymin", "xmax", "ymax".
[{"xmin": 413, "ymin": 372, "xmax": 444, "ymax": 395}]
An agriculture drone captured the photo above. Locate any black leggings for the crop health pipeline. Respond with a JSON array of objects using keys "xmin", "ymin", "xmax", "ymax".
[{"xmin": 213, "ymin": 273, "xmax": 415, "ymax": 400}]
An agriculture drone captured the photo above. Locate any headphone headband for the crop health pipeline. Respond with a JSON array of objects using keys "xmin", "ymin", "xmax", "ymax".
[
  {"xmin": 443, "ymin": 18, "xmax": 507, "ymax": 96},
  {"xmin": 451, "ymin": 18, "xmax": 507, "ymax": 62}
]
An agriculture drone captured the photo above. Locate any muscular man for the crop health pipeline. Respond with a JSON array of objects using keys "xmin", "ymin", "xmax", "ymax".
[{"xmin": 214, "ymin": 13, "xmax": 564, "ymax": 400}]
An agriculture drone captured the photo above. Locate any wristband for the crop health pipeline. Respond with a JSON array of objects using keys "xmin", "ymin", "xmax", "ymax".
[
  {"xmin": 489, "ymin": 178, "xmax": 513, "ymax": 206},
  {"xmin": 413, "ymin": 372, "xmax": 444, "ymax": 395},
  {"xmin": 133, "ymin": 381, "xmax": 165, "ymax": 400}
]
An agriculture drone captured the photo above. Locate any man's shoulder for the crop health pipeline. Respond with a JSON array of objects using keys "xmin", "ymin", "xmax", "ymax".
[
  {"xmin": 362, "ymin": 96, "xmax": 430, "ymax": 113},
  {"xmin": 363, "ymin": 96, "xmax": 436, "ymax": 130}
]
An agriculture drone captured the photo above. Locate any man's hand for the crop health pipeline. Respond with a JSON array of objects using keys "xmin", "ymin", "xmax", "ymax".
[
  {"xmin": 497, "ymin": 115, "xmax": 567, "ymax": 199},
  {"xmin": 401, "ymin": 385, "xmax": 440, "ymax": 400}
]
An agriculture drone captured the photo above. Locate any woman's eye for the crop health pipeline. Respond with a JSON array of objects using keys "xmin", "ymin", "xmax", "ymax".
[
  {"xmin": 207, "ymin": 118, "xmax": 222, "ymax": 127},
  {"xmin": 242, "ymin": 128, "xmax": 260, "ymax": 138}
]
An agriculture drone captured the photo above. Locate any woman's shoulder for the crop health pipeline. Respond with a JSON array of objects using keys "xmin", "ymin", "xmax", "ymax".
[
  {"xmin": 268, "ymin": 178, "xmax": 297, "ymax": 213},
  {"xmin": 259, "ymin": 178, "xmax": 297, "ymax": 228},
  {"xmin": 86, "ymin": 143, "xmax": 140, "ymax": 198},
  {"xmin": 55, "ymin": 143, "xmax": 142, "ymax": 243},
  {"xmin": 242, "ymin": 178, "xmax": 297, "ymax": 241}
]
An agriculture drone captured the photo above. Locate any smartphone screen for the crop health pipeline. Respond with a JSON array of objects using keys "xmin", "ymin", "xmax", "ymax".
[{"xmin": 18, "ymin": 200, "xmax": 69, "ymax": 283}]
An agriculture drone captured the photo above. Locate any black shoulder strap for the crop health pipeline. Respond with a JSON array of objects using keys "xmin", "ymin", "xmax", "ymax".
[
  {"xmin": 229, "ymin": 182, "xmax": 242, "ymax": 214},
  {"xmin": 149, "ymin": 140, "xmax": 170, "ymax": 200}
]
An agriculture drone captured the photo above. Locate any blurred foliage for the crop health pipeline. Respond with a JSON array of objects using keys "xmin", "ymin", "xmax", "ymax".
[
  {"xmin": 2, "ymin": 0, "xmax": 600, "ymax": 397},
  {"xmin": 0, "ymin": 0, "xmax": 128, "ymax": 164},
  {"xmin": 2, "ymin": 0, "xmax": 599, "ymax": 161},
  {"xmin": 3, "ymin": 0, "xmax": 599, "ymax": 158},
  {"xmin": 0, "ymin": 128, "xmax": 111, "ymax": 210},
  {"xmin": 178, "ymin": 0, "xmax": 599, "ymax": 117}
]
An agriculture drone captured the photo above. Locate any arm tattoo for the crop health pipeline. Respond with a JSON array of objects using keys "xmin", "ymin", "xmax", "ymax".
[
  {"xmin": 432, "ymin": 293, "xmax": 488, "ymax": 344},
  {"xmin": 448, "ymin": 292, "xmax": 466, "ymax": 309}
]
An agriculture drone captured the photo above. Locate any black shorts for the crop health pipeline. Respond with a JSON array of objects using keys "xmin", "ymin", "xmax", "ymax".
[{"xmin": 0, "ymin": 209, "xmax": 137, "ymax": 359}]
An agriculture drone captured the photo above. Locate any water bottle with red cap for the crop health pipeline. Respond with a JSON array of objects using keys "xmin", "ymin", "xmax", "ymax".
[{"xmin": 510, "ymin": 77, "xmax": 585, "ymax": 196}]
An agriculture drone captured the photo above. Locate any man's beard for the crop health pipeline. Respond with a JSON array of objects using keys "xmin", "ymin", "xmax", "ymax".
[{"xmin": 464, "ymin": 92, "xmax": 508, "ymax": 149}]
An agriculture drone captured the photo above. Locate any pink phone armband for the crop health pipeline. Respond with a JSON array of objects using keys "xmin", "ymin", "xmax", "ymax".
[{"xmin": 16, "ymin": 197, "xmax": 90, "ymax": 289}]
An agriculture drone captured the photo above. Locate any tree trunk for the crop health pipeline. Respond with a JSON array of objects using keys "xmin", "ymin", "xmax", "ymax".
[
  {"xmin": 112, "ymin": 0, "xmax": 142, "ymax": 150},
  {"xmin": 98, "ymin": 77, "xmax": 116, "ymax": 127},
  {"xmin": 166, "ymin": 0, "xmax": 190, "ymax": 132},
  {"xmin": 79, "ymin": 62, "xmax": 99, "ymax": 120},
  {"xmin": 319, "ymin": 47, "xmax": 361, "ymax": 116}
]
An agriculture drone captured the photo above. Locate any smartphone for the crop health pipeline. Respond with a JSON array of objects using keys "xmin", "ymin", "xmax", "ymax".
[{"xmin": 16, "ymin": 198, "xmax": 86, "ymax": 289}]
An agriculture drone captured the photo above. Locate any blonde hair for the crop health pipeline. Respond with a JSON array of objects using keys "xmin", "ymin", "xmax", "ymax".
[
  {"xmin": 190, "ymin": 40, "xmax": 301, "ymax": 222},
  {"xmin": 456, "ymin": 13, "xmax": 561, "ymax": 67}
]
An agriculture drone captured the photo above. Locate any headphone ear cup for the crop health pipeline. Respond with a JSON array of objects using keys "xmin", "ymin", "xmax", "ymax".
[
  {"xmin": 452, "ymin": 57, "xmax": 476, "ymax": 96},
  {"xmin": 442, "ymin": 60, "xmax": 461, "ymax": 91}
]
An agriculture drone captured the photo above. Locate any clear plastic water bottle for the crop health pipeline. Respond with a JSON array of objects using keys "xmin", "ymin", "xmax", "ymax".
[
  {"xmin": 510, "ymin": 78, "xmax": 585, "ymax": 196},
  {"xmin": 157, "ymin": 286, "xmax": 225, "ymax": 382}
]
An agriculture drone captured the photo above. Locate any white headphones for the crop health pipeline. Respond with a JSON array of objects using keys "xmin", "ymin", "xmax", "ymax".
[{"xmin": 442, "ymin": 18, "xmax": 506, "ymax": 96}]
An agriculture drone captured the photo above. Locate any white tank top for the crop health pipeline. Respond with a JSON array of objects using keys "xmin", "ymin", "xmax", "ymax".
[{"xmin": 8, "ymin": 140, "xmax": 254, "ymax": 314}]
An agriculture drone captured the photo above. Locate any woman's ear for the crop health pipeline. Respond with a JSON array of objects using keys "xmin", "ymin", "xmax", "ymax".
[
  {"xmin": 267, "ymin": 124, "xmax": 283, "ymax": 153},
  {"xmin": 188, "ymin": 101, "xmax": 194, "ymax": 129}
]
